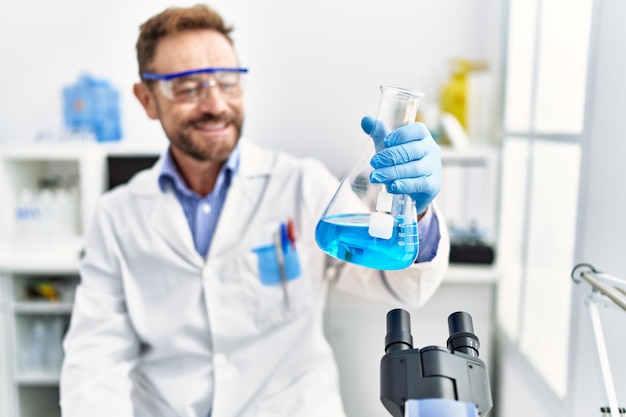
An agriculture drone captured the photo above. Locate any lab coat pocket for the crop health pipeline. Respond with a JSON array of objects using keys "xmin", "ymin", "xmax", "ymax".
[
  {"xmin": 252, "ymin": 243, "xmax": 302, "ymax": 285},
  {"xmin": 239, "ymin": 241, "xmax": 312, "ymax": 330}
]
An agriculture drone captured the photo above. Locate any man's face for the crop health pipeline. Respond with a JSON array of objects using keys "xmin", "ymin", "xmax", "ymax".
[{"xmin": 135, "ymin": 29, "xmax": 244, "ymax": 162}]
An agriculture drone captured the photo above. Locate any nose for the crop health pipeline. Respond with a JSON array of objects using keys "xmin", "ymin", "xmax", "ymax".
[{"xmin": 196, "ymin": 81, "xmax": 229, "ymax": 112}]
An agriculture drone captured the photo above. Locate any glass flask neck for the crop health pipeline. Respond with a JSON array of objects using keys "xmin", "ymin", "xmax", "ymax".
[{"xmin": 377, "ymin": 85, "xmax": 424, "ymax": 131}]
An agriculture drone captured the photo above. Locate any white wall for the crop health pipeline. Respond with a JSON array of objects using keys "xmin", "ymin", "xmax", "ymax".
[{"xmin": 0, "ymin": 0, "xmax": 502, "ymax": 176}]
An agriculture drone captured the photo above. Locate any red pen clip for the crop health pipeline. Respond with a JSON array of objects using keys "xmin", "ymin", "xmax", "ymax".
[{"xmin": 286, "ymin": 219, "xmax": 296, "ymax": 249}]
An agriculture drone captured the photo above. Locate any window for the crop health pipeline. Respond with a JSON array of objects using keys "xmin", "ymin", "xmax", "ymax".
[{"xmin": 498, "ymin": 0, "xmax": 594, "ymax": 399}]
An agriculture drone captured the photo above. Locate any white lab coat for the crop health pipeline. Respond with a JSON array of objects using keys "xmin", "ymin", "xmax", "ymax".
[{"xmin": 60, "ymin": 138, "xmax": 449, "ymax": 417}]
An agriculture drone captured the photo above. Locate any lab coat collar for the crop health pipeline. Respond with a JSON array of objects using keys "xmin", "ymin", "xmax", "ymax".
[
  {"xmin": 236, "ymin": 137, "xmax": 274, "ymax": 177},
  {"xmin": 123, "ymin": 137, "xmax": 275, "ymax": 263},
  {"xmin": 127, "ymin": 137, "xmax": 271, "ymax": 197}
]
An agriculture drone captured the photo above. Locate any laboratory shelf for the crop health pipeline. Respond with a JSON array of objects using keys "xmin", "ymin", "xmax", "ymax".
[
  {"xmin": 0, "ymin": 238, "xmax": 83, "ymax": 274},
  {"xmin": 13, "ymin": 302, "xmax": 74, "ymax": 315},
  {"xmin": 0, "ymin": 144, "xmax": 162, "ymax": 417},
  {"xmin": 14, "ymin": 371, "xmax": 61, "ymax": 386},
  {"xmin": 0, "ymin": 141, "xmax": 164, "ymax": 163},
  {"xmin": 0, "ymin": 146, "xmax": 86, "ymax": 161},
  {"xmin": 445, "ymin": 264, "xmax": 500, "ymax": 284},
  {"xmin": 0, "ymin": 257, "xmax": 80, "ymax": 275},
  {"xmin": 440, "ymin": 144, "xmax": 498, "ymax": 161}
]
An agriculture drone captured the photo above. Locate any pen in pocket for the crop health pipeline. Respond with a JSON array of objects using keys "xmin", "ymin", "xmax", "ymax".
[{"xmin": 274, "ymin": 223, "xmax": 290, "ymax": 310}]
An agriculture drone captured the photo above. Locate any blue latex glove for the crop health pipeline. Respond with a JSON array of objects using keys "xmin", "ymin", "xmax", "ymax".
[{"xmin": 362, "ymin": 116, "xmax": 442, "ymax": 216}]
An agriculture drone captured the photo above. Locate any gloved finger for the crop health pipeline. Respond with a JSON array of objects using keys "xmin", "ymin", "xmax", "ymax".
[
  {"xmin": 370, "ymin": 157, "xmax": 438, "ymax": 184},
  {"xmin": 370, "ymin": 137, "xmax": 440, "ymax": 169},
  {"xmin": 383, "ymin": 122, "xmax": 432, "ymax": 147},
  {"xmin": 388, "ymin": 176, "xmax": 441, "ymax": 203},
  {"xmin": 370, "ymin": 147, "xmax": 441, "ymax": 184},
  {"xmin": 375, "ymin": 173, "xmax": 440, "ymax": 216},
  {"xmin": 370, "ymin": 142, "xmax": 429, "ymax": 169},
  {"xmin": 361, "ymin": 116, "xmax": 391, "ymax": 151},
  {"xmin": 369, "ymin": 142, "xmax": 442, "ymax": 208}
]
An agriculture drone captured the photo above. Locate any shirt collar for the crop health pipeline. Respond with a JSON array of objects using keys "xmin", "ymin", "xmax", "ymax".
[{"xmin": 158, "ymin": 144, "xmax": 241, "ymax": 195}]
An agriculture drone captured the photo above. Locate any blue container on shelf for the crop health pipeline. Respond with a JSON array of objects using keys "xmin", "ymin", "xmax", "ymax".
[{"xmin": 63, "ymin": 73, "xmax": 122, "ymax": 142}]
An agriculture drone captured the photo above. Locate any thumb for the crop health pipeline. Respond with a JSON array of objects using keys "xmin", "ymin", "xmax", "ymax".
[{"xmin": 361, "ymin": 116, "xmax": 390, "ymax": 152}]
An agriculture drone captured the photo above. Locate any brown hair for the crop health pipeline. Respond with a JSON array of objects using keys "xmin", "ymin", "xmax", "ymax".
[{"xmin": 136, "ymin": 4, "xmax": 234, "ymax": 78}]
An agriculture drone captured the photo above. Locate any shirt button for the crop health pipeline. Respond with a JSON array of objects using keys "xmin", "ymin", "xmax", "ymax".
[{"xmin": 201, "ymin": 203, "xmax": 211, "ymax": 214}]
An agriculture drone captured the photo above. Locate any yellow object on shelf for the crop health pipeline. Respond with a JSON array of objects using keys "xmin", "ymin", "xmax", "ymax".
[
  {"xmin": 26, "ymin": 281, "xmax": 60, "ymax": 302},
  {"xmin": 440, "ymin": 59, "xmax": 488, "ymax": 131}
]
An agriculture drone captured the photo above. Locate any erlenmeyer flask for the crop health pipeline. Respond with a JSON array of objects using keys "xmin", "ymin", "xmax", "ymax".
[{"xmin": 315, "ymin": 85, "xmax": 424, "ymax": 270}]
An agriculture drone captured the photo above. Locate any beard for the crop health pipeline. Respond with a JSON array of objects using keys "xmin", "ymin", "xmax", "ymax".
[{"xmin": 166, "ymin": 111, "xmax": 244, "ymax": 162}]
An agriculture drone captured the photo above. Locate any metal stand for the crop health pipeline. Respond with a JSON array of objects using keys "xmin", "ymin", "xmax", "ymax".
[{"xmin": 571, "ymin": 263, "xmax": 626, "ymax": 417}]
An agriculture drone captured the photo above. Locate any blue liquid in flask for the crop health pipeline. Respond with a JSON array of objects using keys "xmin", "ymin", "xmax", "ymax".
[{"xmin": 315, "ymin": 213, "xmax": 419, "ymax": 270}]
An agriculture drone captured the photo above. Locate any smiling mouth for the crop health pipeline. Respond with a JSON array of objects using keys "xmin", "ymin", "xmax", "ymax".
[{"xmin": 192, "ymin": 120, "xmax": 230, "ymax": 131}]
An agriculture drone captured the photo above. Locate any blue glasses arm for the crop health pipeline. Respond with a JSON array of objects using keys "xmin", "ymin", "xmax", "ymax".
[{"xmin": 142, "ymin": 67, "xmax": 249, "ymax": 81}]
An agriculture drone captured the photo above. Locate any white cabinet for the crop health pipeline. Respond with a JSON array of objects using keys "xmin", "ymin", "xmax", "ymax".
[{"xmin": 0, "ymin": 144, "xmax": 160, "ymax": 417}]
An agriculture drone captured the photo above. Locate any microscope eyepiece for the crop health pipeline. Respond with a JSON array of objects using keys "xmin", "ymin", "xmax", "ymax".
[
  {"xmin": 381, "ymin": 310, "xmax": 493, "ymax": 417},
  {"xmin": 385, "ymin": 309, "xmax": 413, "ymax": 352},
  {"xmin": 447, "ymin": 311, "xmax": 480, "ymax": 357}
]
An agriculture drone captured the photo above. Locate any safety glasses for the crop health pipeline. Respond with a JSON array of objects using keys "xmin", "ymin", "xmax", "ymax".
[{"xmin": 142, "ymin": 67, "xmax": 249, "ymax": 103}]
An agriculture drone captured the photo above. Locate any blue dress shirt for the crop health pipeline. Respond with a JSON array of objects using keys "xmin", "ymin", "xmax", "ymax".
[{"xmin": 158, "ymin": 146, "xmax": 240, "ymax": 258}]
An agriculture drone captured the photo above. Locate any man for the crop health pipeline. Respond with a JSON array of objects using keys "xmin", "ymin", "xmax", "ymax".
[{"xmin": 60, "ymin": 4, "xmax": 449, "ymax": 417}]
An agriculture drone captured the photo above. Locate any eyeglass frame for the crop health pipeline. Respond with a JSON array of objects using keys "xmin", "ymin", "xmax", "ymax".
[{"xmin": 141, "ymin": 67, "xmax": 249, "ymax": 102}]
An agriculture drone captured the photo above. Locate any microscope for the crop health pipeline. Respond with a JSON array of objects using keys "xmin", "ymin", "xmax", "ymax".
[{"xmin": 381, "ymin": 309, "xmax": 493, "ymax": 417}]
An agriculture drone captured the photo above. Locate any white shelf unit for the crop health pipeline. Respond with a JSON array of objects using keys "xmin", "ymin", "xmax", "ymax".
[
  {"xmin": 1, "ymin": 270, "xmax": 79, "ymax": 417},
  {"xmin": 0, "ymin": 143, "xmax": 162, "ymax": 417},
  {"xmin": 438, "ymin": 144, "xmax": 499, "ymax": 247},
  {"xmin": 0, "ymin": 147, "xmax": 97, "ymax": 417}
]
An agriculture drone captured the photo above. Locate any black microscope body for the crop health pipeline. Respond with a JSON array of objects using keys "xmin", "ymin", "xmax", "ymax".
[{"xmin": 381, "ymin": 309, "xmax": 493, "ymax": 417}]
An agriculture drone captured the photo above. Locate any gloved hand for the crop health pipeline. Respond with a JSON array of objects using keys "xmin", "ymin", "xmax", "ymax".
[{"xmin": 361, "ymin": 116, "xmax": 442, "ymax": 217}]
